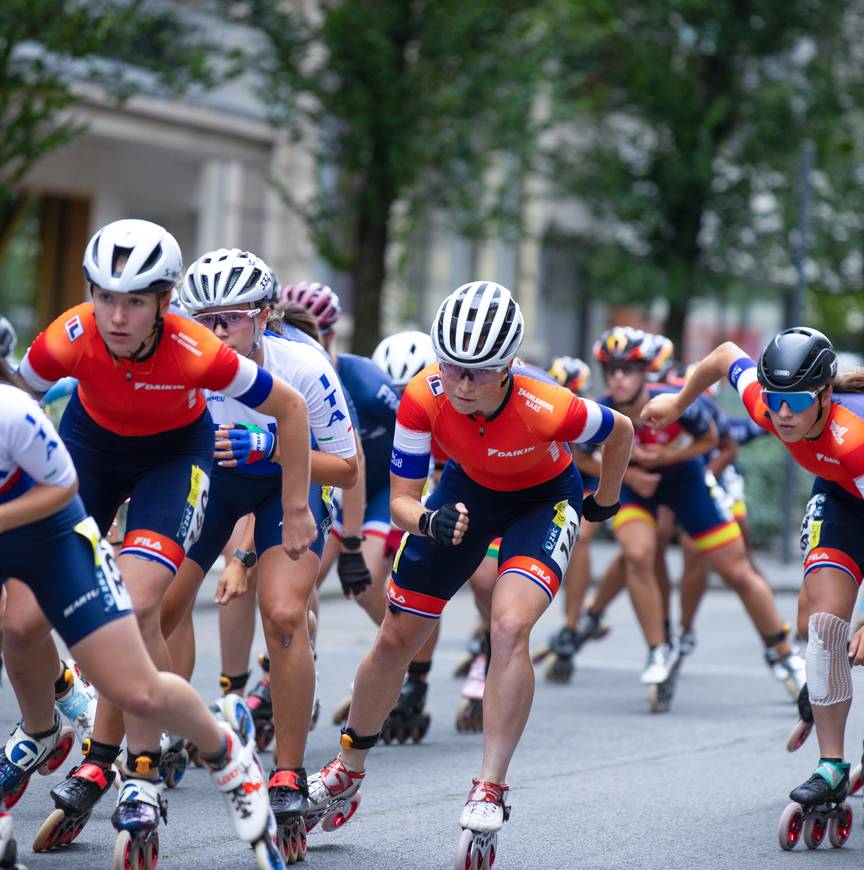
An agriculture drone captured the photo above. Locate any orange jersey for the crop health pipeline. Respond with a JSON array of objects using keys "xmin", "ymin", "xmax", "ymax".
[
  {"xmin": 19, "ymin": 303, "xmax": 271, "ymax": 437},
  {"xmin": 730, "ymin": 356, "xmax": 864, "ymax": 499},
  {"xmin": 391, "ymin": 364, "xmax": 615, "ymax": 491}
]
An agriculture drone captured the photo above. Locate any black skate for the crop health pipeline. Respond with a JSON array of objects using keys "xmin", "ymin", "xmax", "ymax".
[
  {"xmin": 381, "ymin": 675, "xmax": 431, "ymax": 744},
  {"xmin": 32, "ymin": 762, "xmax": 115, "ymax": 851},
  {"xmin": 778, "ymin": 760, "xmax": 852, "ymax": 850},
  {"xmin": 786, "ymin": 684, "xmax": 814, "ymax": 753},
  {"xmin": 246, "ymin": 676, "xmax": 275, "ymax": 752},
  {"xmin": 270, "ymin": 768, "xmax": 308, "ymax": 865}
]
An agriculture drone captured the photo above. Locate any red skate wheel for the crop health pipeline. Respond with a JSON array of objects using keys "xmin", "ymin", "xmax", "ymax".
[{"xmin": 778, "ymin": 802, "xmax": 803, "ymax": 850}]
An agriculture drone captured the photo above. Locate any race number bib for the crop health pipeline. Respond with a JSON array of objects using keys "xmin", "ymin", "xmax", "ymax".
[
  {"xmin": 543, "ymin": 499, "xmax": 581, "ymax": 576},
  {"xmin": 178, "ymin": 465, "xmax": 210, "ymax": 551},
  {"xmin": 74, "ymin": 516, "xmax": 132, "ymax": 614}
]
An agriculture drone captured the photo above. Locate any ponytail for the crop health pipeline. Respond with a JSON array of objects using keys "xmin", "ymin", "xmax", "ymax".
[{"xmin": 832, "ymin": 368, "xmax": 864, "ymax": 394}]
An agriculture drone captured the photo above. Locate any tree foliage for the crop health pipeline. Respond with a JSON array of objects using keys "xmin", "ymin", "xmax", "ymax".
[
  {"xmin": 546, "ymin": 0, "xmax": 860, "ymax": 348},
  {"xmin": 0, "ymin": 0, "xmax": 215, "ymax": 243},
  {"xmin": 231, "ymin": 0, "xmax": 545, "ymax": 353}
]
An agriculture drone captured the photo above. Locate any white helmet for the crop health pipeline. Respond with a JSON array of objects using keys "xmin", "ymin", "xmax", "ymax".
[
  {"xmin": 372, "ymin": 330, "xmax": 437, "ymax": 387},
  {"xmin": 83, "ymin": 219, "xmax": 182, "ymax": 293},
  {"xmin": 431, "ymin": 281, "xmax": 523, "ymax": 368},
  {"xmin": 0, "ymin": 316, "xmax": 17, "ymax": 359},
  {"xmin": 180, "ymin": 248, "xmax": 273, "ymax": 313}
]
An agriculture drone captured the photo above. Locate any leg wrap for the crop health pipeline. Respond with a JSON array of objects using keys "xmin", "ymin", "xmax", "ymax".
[{"xmin": 806, "ymin": 612, "xmax": 852, "ymax": 706}]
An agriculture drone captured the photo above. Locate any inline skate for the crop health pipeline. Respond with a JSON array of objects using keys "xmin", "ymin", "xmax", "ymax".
[
  {"xmin": 786, "ymin": 684, "xmax": 814, "ymax": 753},
  {"xmin": 0, "ymin": 716, "xmax": 75, "ymax": 809},
  {"xmin": 247, "ymin": 654, "xmax": 275, "ymax": 752},
  {"xmin": 381, "ymin": 662, "xmax": 431, "ymax": 744},
  {"xmin": 159, "ymin": 732, "xmax": 189, "ymax": 789},
  {"xmin": 270, "ymin": 768, "xmax": 308, "ymax": 864},
  {"xmin": 304, "ymin": 751, "xmax": 365, "ymax": 834},
  {"xmin": 644, "ymin": 641, "xmax": 681, "ymax": 714},
  {"xmin": 111, "ymin": 753, "xmax": 166, "ymax": 870},
  {"xmin": 32, "ymin": 739, "xmax": 118, "ymax": 851},
  {"xmin": 0, "ymin": 811, "xmax": 27, "ymax": 869},
  {"xmin": 454, "ymin": 779, "xmax": 510, "ymax": 869},
  {"xmin": 778, "ymin": 759, "xmax": 852, "ymax": 850},
  {"xmin": 453, "ymin": 629, "xmax": 489, "ymax": 679},
  {"xmin": 456, "ymin": 649, "xmax": 487, "ymax": 733},
  {"xmin": 531, "ymin": 609, "xmax": 610, "ymax": 684},
  {"xmin": 53, "ymin": 659, "xmax": 98, "ymax": 743}
]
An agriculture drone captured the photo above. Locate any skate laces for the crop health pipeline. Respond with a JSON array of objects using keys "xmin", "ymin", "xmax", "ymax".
[{"xmin": 467, "ymin": 779, "xmax": 508, "ymax": 806}]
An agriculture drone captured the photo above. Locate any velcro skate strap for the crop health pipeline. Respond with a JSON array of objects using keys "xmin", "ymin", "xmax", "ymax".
[
  {"xmin": 269, "ymin": 769, "xmax": 304, "ymax": 790},
  {"xmin": 339, "ymin": 727, "xmax": 378, "ymax": 751},
  {"xmin": 74, "ymin": 762, "xmax": 111, "ymax": 789}
]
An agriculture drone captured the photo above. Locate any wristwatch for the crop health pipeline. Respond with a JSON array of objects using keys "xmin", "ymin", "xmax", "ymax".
[
  {"xmin": 341, "ymin": 535, "xmax": 366, "ymax": 551},
  {"xmin": 232, "ymin": 548, "xmax": 257, "ymax": 568}
]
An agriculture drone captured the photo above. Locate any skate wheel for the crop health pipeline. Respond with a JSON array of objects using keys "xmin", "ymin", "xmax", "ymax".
[
  {"xmin": 803, "ymin": 815, "xmax": 826, "ymax": 849},
  {"xmin": 113, "ymin": 829, "xmax": 134, "ymax": 870},
  {"xmin": 321, "ymin": 794, "xmax": 362, "ymax": 832},
  {"xmin": 32, "ymin": 808, "xmax": 68, "ymax": 852},
  {"xmin": 786, "ymin": 719, "xmax": 813, "ymax": 753},
  {"xmin": 455, "ymin": 828, "xmax": 474, "ymax": 870},
  {"xmin": 545, "ymin": 656, "xmax": 574, "ymax": 684},
  {"xmin": 254, "ymin": 834, "xmax": 285, "ymax": 870},
  {"xmin": 647, "ymin": 685, "xmax": 662, "ymax": 714},
  {"xmin": 778, "ymin": 802, "xmax": 803, "ymax": 850},
  {"xmin": 40, "ymin": 726, "xmax": 75, "ymax": 775},
  {"xmin": 2, "ymin": 777, "xmax": 28, "ymax": 811},
  {"xmin": 278, "ymin": 826, "xmax": 299, "ymax": 864},
  {"xmin": 396, "ymin": 727, "xmax": 409, "ymax": 745},
  {"xmin": 145, "ymin": 834, "xmax": 159, "ymax": 870},
  {"xmin": 331, "ymin": 697, "xmax": 351, "ymax": 726},
  {"xmin": 165, "ymin": 749, "xmax": 189, "ymax": 788},
  {"xmin": 828, "ymin": 803, "xmax": 853, "ymax": 848},
  {"xmin": 849, "ymin": 764, "xmax": 864, "ymax": 795},
  {"xmin": 255, "ymin": 720, "xmax": 275, "ymax": 753}
]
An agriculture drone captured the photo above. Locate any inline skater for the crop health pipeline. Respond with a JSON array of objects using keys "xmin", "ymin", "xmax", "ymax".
[
  {"xmin": 594, "ymin": 327, "xmax": 800, "ymax": 710},
  {"xmin": 159, "ymin": 249, "xmax": 357, "ymax": 864},
  {"xmin": 10, "ymin": 219, "xmax": 316, "ymax": 858},
  {"xmin": 642, "ymin": 328, "xmax": 862, "ymax": 850},
  {"xmin": 0, "ymin": 366, "xmax": 282, "ymax": 869},
  {"xmin": 302, "ymin": 281, "xmax": 633, "ymax": 868}
]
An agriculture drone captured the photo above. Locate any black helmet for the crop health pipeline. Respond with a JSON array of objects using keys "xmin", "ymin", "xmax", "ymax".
[{"xmin": 757, "ymin": 327, "xmax": 837, "ymax": 392}]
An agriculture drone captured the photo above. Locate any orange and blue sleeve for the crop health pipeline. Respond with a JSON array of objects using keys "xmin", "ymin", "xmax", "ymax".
[
  {"xmin": 18, "ymin": 305, "xmax": 90, "ymax": 392},
  {"xmin": 728, "ymin": 357, "xmax": 773, "ymax": 433},
  {"xmin": 391, "ymin": 381, "xmax": 433, "ymax": 479}
]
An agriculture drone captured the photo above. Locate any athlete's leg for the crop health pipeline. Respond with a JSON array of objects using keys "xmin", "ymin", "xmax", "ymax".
[
  {"xmin": 351, "ymin": 534, "xmax": 388, "ymax": 625},
  {"xmin": 561, "ymin": 519, "xmax": 598, "ymax": 629},
  {"xmin": 799, "ymin": 567, "xmax": 857, "ymax": 758},
  {"xmin": 1, "ymin": 579, "xmax": 59, "ymax": 732},
  {"xmin": 654, "ymin": 507, "xmax": 675, "ymax": 625},
  {"xmin": 257, "ymin": 547, "xmax": 320, "ymax": 769},
  {"xmin": 613, "ymin": 519, "xmax": 665, "ymax": 647},
  {"xmin": 704, "ymin": 538, "xmax": 792, "ymax": 655},
  {"xmin": 219, "ymin": 571, "xmax": 259, "ymax": 690},
  {"xmin": 480, "ymin": 574, "xmax": 551, "ymax": 781},
  {"xmin": 679, "ymin": 534, "xmax": 710, "ymax": 630},
  {"xmin": 589, "ymin": 553, "xmax": 626, "ymax": 613},
  {"xmin": 468, "ymin": 554, "xmax": 498, "ymax": 626},
  {"xmin": 340, "ymin": 608, "xmax": 438, "ymax": 770}
]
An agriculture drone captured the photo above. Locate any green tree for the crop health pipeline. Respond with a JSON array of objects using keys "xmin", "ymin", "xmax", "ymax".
[
  {"xmin": 232, "ymin": 0, "xmax": 545, "ymax": 353},
  {"xmin": 0, "ymin": 0, "xmax": 215, "ymax": 255},
  {"xmin": 547, "ymin": 0, "xmax": 857, "ymax": 348}
]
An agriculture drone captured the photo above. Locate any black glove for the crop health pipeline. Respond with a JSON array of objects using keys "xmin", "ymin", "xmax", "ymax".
[
  {"xmin": 419, "ymin": 503, "xmax": 464, "ymax": 546},
  {"xmin": 337, "ymin": 551, "xmax": 372, "ymax": 597},
  {"xmin": 582, "ymin": 494, "xmax": 620, "ymax": 524}
]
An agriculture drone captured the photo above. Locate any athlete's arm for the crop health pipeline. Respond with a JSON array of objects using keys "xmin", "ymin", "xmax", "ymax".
[
  {"xmin": 571, "ymin": 446, "xmax": 602, "ymax": 479},
  {"xmin": 268, "ymin": 439, "xmax": 358, "ymax": 488},
  {"xmin": 708, "ymin": 431, "xmax": 739, "ymax": 477},
  {"xmin": 340, "ymin": 432, "xmax": 366, "ymax": 541},
  {"xmin": 592, "ymin": 410, "xmax": 633, "ymax": 507},
  {"xmin": 642, "ymin": 341, "xmax": 747, "ymax": 430},
  {"xmin": 389, "ymin": 472, "xmax": 469, "ymax": 544},
  {"xmin": 252, "ymin": 377, "xmax": 317, "ymax": 559},
  {"xmin": 637, "ymin": 419, "xmax": 718, "ymax": 468}
]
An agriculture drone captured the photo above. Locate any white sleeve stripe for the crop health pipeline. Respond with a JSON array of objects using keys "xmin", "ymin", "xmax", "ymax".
[
  {"xmin": 578, "ymin": 400, "xmax": 603, "ymax": 442},
  {"xmin": 736, "ymin": 367, "xmax": 758, "ymax": 399},
  {"xmin": 855, "ymin": 476, "xmax": 864, "ymax": 500},
  {"xmin": 393, "ymin": 422, "xmax": 432, "ymax": 455},
  {"xmin": 18, "ymin": 355, "xmax": 55, "ymax": 393},
  {"xmin": 221, "ymin": 354, "xmax": 259, "ymax": 398}
]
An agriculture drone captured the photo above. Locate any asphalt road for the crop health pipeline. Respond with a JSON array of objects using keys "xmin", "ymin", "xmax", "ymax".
[{"xmin": 4, "ymin": 574, "xmax": 864, "ymax": 870}]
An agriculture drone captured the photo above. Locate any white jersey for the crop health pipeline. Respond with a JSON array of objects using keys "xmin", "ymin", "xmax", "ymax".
[
  {"xmin": 0, "ymin": 384, "xmax": 77, "ymax": 504},
  {"xmin": 205, "ymin": 332, "xmax": 355, "ymax": 477}
]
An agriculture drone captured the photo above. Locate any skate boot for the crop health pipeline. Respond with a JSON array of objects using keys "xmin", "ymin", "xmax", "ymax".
[
  {"xmin": 778, "ymin": 759, "xmax": 852, "ymax": 850},
  {"xmin": 678, "ymin": 626, "xmax": 697, "ymax": 658},
  {"xmin": 247, "ymin": 656, "xmax": 275, "ymax": 752},
  {"xmin": 575, "ymin": 608, "xmax": 611, "ymax": 643},
  {"xmin": 455, "ymin": 779, "xmax": 510, "ymax": 869},
  {"xmin": 205, "ymin": 722, "xmax": 283, "ymax": 868},
  {"xmin": 304, "ymin": 741, "xmax": 369, "ymax": 833},
  {"xmin": 786, "ymin": 684, "xmax": 814, "ymax": 753},
  {"xmin": 32, "ymin": 739, "xmax": 119, "ymax": 851},
  {"xmin": 0, "ymin": 811, "xmax": 27, "ymax": 869},
  {"xmin": 644, "ymin": 642, "xmax": 681, "ymax": 714},
  {"xmin": 766, "ymin": 644, "xmax": 807, "ymax": 701},
  {"xmin": 0, "ymin": 716, "xmax": 75, "ymax": 809},
  {"xmin": 269, "ymin": 768, "xmax": 309, "ymax": 864},
  {"xmin": 453, "ymin": 629, "xmax": 489, "ymax": 679},
  {"xmin": 456, "ymin": 651, "xmax": 487, "ymax": 733},
  {"xmin": 53, "ymin": 660, "xmax": 98, "ymax": 743},
  {"xmin": 111, "ymin": 753, "xmax": 166, "ymax": 870},
  {"xmin": 381, "ymin": 662, "xmax": 431, "ymax": 744},
  {"xmin": 159, "ymin": 732, "xmax": 190, "ymax": 789}
]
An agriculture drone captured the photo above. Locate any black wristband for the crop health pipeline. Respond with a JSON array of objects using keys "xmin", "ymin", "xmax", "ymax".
[{"xmin": 582, "ymin": 494, "xmax": 621, "ymax": 524}]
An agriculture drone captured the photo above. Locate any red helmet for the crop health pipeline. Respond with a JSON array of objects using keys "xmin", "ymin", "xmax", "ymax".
[
  {"xmin": 548, "ymin": 356, "xmax": 591, "ymax": 394},
  {"xmin": 279, "ymin": 281, "xmax": 341, "ymax": 330},
  {"xmin": 593, "ymin": 327, "xmax": 652, "ymax": 364}
]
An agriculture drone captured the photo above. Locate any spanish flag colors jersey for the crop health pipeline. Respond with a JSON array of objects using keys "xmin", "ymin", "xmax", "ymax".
[
  {"xmin": 19, "ymin": 304, "xmax": 272, "ymax": 437},
  {"xmin": 730, "ymin": 357, "xmax": 864, "ymax": 499},
  {"xmin": 391, "ymin": 364, "xmax": 614, "ymax": 492}
]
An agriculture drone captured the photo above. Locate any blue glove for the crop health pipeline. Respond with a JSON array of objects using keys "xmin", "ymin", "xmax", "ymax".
[{"xmin": 219, "ymin": 423, "xmax": 276, "ymax": 464}]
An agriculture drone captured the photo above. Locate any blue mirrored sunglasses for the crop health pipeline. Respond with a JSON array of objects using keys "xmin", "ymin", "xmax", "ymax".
[{"xmin": 760, "ymin": 389, "xmax": 820, "ymax": 414}]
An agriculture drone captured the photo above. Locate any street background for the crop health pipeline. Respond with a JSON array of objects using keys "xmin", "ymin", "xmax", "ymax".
[{"xmin": 4, "ymin": 554, "xmax": 864, "ymax": 870}]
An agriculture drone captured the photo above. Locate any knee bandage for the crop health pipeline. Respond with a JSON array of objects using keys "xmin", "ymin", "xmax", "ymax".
[{"xmin": 806, "ymin": 612, "xmax": 852, "ymax": 706}]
